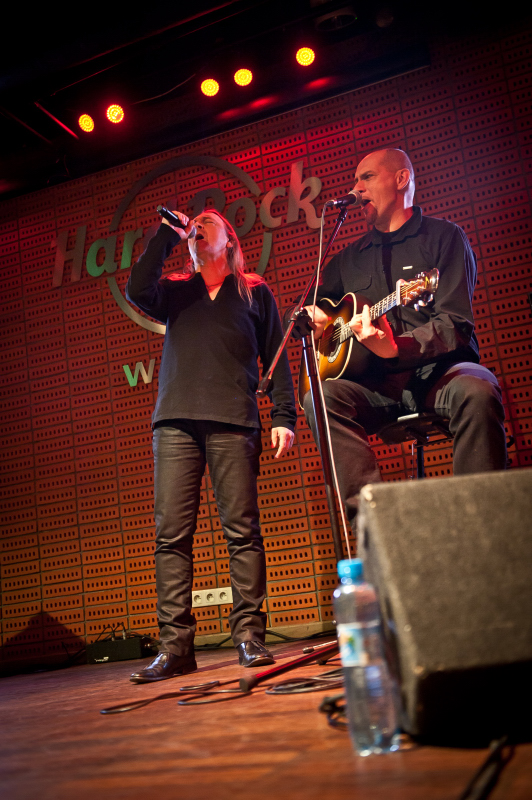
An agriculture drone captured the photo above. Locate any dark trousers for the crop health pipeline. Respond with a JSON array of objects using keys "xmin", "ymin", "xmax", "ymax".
[
  {"xmin": 153, "ymin": 421, "xmax": 266, "ymax": 656},
  {"xmin": 303, "ymin": 362, "xmax": 507, "ymax": 535}
]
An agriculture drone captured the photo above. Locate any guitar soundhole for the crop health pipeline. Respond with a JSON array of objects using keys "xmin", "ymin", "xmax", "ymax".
[{"xmin": 326, "ymin": 318, "xmax": 343, "ymax": 363}]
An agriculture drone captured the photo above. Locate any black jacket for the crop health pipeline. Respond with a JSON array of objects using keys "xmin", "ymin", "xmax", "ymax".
[{"xmin": 316, "ymin": 206, "xmax": 479, "ymax": 372}]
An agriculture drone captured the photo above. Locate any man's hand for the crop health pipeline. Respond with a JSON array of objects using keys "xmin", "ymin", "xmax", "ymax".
[
  {"xmin": 350, "ymin": 305, "xmax": 398, "ymax": 359},
  {"xmin": 271, "ymin": 427, "xmax": 295, "ymax": 459},
  {"xmin": 161, "ymin": 210, "xmax": 195, "ymax": 240},
  {"xmin": 303, "ymin": 305, "xmax": 330, "ymax": 340}
]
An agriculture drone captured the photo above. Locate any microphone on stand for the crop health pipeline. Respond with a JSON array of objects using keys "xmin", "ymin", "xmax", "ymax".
[
  {"xmin": 156, "ymin": 205, "xmax": 196, "ymax": 238},
  {"xmin": 324, "ymin": 189, "xmax": 364, "ymax": 209}
]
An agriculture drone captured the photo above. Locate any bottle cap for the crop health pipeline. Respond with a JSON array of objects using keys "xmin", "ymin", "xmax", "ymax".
[{"xmin": 337, "ymin": 558, "xmax": 363, "ymax": 581}]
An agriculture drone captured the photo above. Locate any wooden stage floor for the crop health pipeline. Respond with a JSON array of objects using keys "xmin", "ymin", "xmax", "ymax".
[{"xmin": 1, "ymin": 639, "xmax": 531, "ymax": 800}]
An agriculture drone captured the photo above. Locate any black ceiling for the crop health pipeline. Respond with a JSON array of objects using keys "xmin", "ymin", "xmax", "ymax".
[{"xmin": 0, "ymin": 1, "xmax": 528, "ymax": 201}]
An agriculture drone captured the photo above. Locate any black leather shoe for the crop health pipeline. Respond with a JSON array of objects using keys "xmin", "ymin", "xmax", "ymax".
[
  {"xmin": 237, "ymin": 641, "xmax": 274, "ymax": 667},
  {"xmin": 130, "ymin": 651, "xmax": 197, "ymax": 683}
]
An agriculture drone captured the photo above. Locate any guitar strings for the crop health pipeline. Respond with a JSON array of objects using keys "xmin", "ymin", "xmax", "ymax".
[{"xmin": 324, "ymin": 282, "xmax": 419, "ymax": 347}]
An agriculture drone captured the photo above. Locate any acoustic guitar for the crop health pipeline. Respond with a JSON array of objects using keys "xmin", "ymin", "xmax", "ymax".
[{"xmin": 298, "ymin": 268, "xmax": 439, "ymax": 407}]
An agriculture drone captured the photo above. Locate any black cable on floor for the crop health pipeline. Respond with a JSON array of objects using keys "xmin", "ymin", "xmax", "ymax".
[
  {"xmin": 457, "ymin": 736, "xmax": 514, "ymax": 800},
  {"xmin": 265, "ymin": 667, "xmax": 344, "ymax": 694},
  {"xmin": 193, "ymin": 628, "xmax": 334, "ymax": 652},
  {"xmin": 319, "ymin": 692, "xmax": 348, "ymax": 731},
  {"xmin": 100, "ymin": 665, "xmax": 344, "ymax": 713}
]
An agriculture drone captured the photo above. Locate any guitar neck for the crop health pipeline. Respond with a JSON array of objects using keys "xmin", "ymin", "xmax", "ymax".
[
  {"xmin": 369, "ymin": 290, "xmax": 399, "ymax": 321},
  {"xmin": 335, "ymin": 290, "xmax": 400, "ymax": 345},
  {"xmin": 332, "ymin": 273, "xmax": 435, "ymax": 345}
]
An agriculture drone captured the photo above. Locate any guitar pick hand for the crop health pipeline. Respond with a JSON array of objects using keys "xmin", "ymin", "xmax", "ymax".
[{"xmin": 350, "ymin": 305, "xmax": 398, "ymax": 359}]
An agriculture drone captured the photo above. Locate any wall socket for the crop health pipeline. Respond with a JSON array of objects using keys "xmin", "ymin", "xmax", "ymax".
[{"xmin": 192, "ymin": 587, "xmax": 233, "ymax": 607}]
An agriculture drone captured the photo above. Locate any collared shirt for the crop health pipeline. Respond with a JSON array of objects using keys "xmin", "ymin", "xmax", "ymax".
[{"xmin": 317, "ymin": 206, "xmax": 480, "ymax": 371}]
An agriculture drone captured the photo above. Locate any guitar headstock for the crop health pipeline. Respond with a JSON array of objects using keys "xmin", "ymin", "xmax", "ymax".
[{"xmin": 400, "ymin": 268, "xmax": 440, "ymax": 309}]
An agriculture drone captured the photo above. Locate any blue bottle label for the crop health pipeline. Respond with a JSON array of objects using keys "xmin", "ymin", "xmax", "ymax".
[{"xmin": 337, "ymin": 623, "xmax": 368, "ymax": 667}]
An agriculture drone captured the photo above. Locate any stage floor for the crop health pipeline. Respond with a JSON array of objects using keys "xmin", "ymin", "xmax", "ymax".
[{"xmin": 1, "ymin": 639, "xmax": 531, "ymax": 800}]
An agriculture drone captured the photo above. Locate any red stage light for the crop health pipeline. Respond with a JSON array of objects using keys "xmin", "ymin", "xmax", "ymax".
[
  {"xmin": 106, "ymin": 104, "xmax": 125, "ymax": 124},
  {"xmin": 249, "ymin": 96, "xmax": 275, "ymax": 110},
  {"xmin": 305, "ymin": 77, "xmax": 336, "ymax": 91},
  {"xmin": 296, "ymin": 47, "xmax": 315, "ymax": 66},
  {"xmin": 201, "ymin": 79, "xmax": 220, "ymax": 97},
  {"xmin": 78, "ymin": 114, "xmax": 95, "ymax": 132},
  {"xmin": 234, "ymin": 68, "xmax": 253, "ymax": 86}
]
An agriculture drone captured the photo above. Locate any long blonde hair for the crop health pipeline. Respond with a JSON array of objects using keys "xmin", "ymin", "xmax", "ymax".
[{"xmin": 175, "ymin": 209, "xmax": 263, "ymax": 305}]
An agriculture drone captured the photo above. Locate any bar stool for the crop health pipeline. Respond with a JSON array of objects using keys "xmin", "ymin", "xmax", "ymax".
[{"xmin": 377, "ymin": 412, "xmax": 453, "ymax": 479}]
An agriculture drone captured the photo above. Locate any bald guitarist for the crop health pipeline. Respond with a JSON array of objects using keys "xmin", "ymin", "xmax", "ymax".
[{"xmin": 302, "ymin": 148, "xmax": 506, "ymax": 538}]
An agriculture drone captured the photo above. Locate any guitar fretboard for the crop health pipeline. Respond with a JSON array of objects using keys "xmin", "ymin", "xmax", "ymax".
[
  {"xmin": 370, "ymin": 288, "xmax": 403, "ymax": 321},
  {"xmin": 332, "ymin": 281, "xmax": 423, "ymax": 345}
]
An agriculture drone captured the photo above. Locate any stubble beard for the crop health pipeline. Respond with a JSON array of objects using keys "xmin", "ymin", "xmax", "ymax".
[{"xmin": 363, "ymin": 203, "xmax": 377, "ymax": 229}]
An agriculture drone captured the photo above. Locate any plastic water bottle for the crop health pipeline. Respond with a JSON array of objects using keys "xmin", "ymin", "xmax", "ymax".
[{"xmin": 333, "ymin": 558, "xmax": 399, "ymax": 756}]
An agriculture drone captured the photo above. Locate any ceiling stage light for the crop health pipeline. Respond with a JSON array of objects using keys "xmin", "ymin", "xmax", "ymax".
[
  {"xmin": 305, "ymin": 77, "xmax": 336, "ymax": 91},
  {"xmin": 201, "ymin": 79, "xmax": 220, "ymax": 97},
  {"xmin": 234, "ymin": 69, "xmax": 253, "ymax": 86},
  {"xmin": 106, "ymin": 104, "xmax": 125, "ymax": 123},
  {"xmin": 296, "ymin": 47, "xmax": 316, "ymax": 66},
  {"xmin": 78, "ymin": 114, "xmax": 95, "ymax": 132}
]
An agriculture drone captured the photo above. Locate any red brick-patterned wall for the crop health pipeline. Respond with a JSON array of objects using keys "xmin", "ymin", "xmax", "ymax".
[{"xmin": 1, "ymin": 25, "xmax": 532, "ymax": 666}]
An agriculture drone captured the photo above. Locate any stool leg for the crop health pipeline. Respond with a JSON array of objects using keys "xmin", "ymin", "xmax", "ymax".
[{"xmin": 417, "ymin": 443, "xmax": 425, "ymax": 479}]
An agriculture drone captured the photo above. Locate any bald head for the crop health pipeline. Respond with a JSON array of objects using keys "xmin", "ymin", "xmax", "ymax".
[
  {"xmin": 354, "ymin": 148, "xmax": 416, "ymax": 231},
  {"xmin": 376, "ymin": 149, "xmax": 415, "ymax": 183}
]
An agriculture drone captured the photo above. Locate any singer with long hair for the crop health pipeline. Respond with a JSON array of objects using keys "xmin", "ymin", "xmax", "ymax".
[{"xmin": 126, "ymin": 209, "xmax": 296, "ymax": 682}]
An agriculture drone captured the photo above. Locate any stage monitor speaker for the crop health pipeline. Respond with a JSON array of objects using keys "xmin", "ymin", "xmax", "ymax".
[{"xmin": 358, "ymin": 468, "xmax": 532, "ymax": 745}]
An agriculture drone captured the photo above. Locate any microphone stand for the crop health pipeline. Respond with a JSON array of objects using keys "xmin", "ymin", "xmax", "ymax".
[
  {"xmin": 239, "ymin": 640, "xmax": 339, "ymax": 692},
  {"xmin": 257, "ymin": 206, "xmax": 350, "ymax": 563}
]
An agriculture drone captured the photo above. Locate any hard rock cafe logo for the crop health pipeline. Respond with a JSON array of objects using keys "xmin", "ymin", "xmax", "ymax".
[{"xmin": 53, "ymin": 154, "xmax": 323, "ymax": 338}]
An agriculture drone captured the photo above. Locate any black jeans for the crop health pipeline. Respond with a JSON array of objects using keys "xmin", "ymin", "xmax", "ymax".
[
  {"xmin": 152, "ymin": 421, "xmax": 266, "ymax": 656},
  {"xmin": 303, "ymin": 361, "xmax": 507, "ymax": 535}
]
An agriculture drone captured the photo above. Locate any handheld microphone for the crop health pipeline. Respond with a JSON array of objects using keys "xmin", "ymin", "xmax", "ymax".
[
  {"xmin": 156, "ymin": 205, "xmax": 196, "ymax": 238},
  {"xmin": 324, "ymin": 190, "xmax": 364, "ymax": 209}
]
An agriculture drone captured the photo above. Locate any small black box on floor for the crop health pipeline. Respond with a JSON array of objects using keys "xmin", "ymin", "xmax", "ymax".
[
  {"xmin": 86, "ymin": 638, "xmax": 144, "ymax": 664},
  {"xmin": 358, "ymin": 468, "xmax": 532, "ymax": 745}
]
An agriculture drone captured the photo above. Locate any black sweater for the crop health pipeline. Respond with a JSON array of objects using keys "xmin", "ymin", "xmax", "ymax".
[{"xmin": 126, "ymin": 225, "xmax": 296, "ymax": 431}]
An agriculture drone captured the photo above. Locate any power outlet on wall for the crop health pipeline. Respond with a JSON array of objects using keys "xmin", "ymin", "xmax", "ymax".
[{"xmin": 192, "ymin": 587, "xmax": 233, "ymax": 607}]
